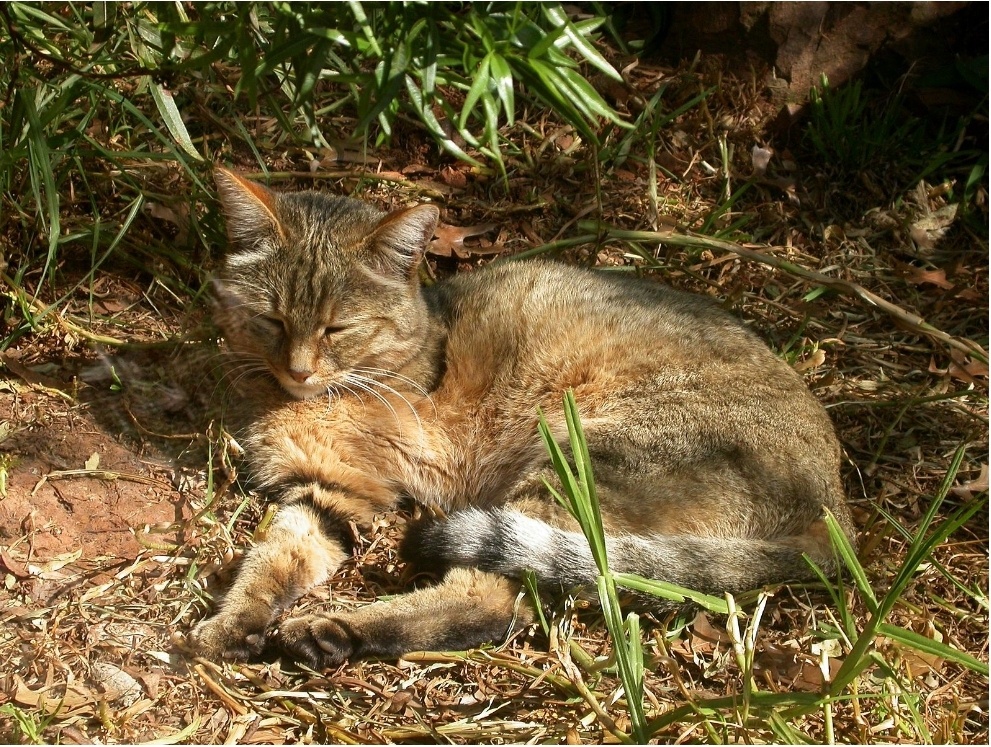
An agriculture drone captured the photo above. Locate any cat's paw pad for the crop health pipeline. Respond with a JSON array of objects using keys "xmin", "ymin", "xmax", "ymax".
[
  {"xmin": 276, "ymin": 614, "xmax": 355, "ymax": 670},
  {"xmin": 187, "ymin": 612, "xmax": 270, "ymax": 662}
]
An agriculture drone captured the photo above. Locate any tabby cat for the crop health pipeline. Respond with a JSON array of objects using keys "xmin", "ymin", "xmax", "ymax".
[{"xmin": 188, "ymin": 167, "xmax": 855, "ymax": 668}]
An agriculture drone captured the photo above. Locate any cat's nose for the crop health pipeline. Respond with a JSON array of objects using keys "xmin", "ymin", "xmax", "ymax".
[{"xmin": 288, "ymin": 369, "xmax": 314, "ymax": 383}]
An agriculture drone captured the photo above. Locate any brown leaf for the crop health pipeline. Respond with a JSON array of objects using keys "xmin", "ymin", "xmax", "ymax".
[
  {"xmin": 691, "ymin": 611, "xmax": 731, "ymax": 645},
  {"xmin": 902, "ymin": 264, "xmax": 955, "ymax": 290},
  {"xmin": 792, "ymin": 656, "xmax": 843, "ymax": 692},
  {"xmin": 793, "ymin": 348, "xmax": 826, "ymax": 372},
  {"xmin": 951, "ymin": 463, "xmax": 989, "ymax": 500},
  {"xmin": 929, "ymin": 354, "xmax": 988, "ymax": 385},
  {"xmin": 144, "ymin": 201, "xmax": 190, "ymax": 244},
  {"xmin": 428, "ymin": 223, "xmax": 501, "ymax": 259},
  {"xmin": 13, "ymin": 674, "xmax": 95, "ymax": 716},
  {"xmin": 0, "ymin": 550, "xmax": 31, "ymax": 579},
  {"xmin": 401, "ymin": 163, "xmax": 434, "ymax": 176},
  {"xmin": 439, "ymin": 166, "xmax": 467, "ymax": 189}
]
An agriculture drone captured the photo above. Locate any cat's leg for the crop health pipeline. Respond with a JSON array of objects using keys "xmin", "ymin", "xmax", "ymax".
[
  {"xmin": 188, "ymin": 392, "xmax": 421, "ymax": 661},
  {"xmin": 187, "ymin": 485, "xmax": 352, "ymax": 660},
  {"xmin": 276, "ymin": 567, "xmax": 532, "ymax": 670}
]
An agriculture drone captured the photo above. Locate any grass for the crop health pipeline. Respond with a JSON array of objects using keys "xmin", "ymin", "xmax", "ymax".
[
  {"xmin": 537, "ymin": 392, "xmax": 988, "ymax": 742},
  {"xmin": 1, "ymin": 2, "xmax": 988, "ymax": 744}
]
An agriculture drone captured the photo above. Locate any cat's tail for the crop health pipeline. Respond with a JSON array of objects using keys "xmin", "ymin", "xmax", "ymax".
[{"xmin": 402, "ymin": 507, "xmax": 837, "ymax": 604}]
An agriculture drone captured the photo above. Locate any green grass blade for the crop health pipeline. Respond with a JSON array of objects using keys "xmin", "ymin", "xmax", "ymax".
[
  {"xmin": 876, "ymin": 622, "xmax": 989, "ymax": 676},
  {"xmin": 22, "ymin": 92, "xmax": 61, "ymax": 283},
  {"xmin": 488, "ymin": 52, "xmax": 515, "ymax": 125},
  {"xmin": 823, "ymin": 509, "xmax": 878, "ymax": 612},
  {"xmin": 149, "ymin": 81, "xmax": 203, "ymax": 160},
  {"xmin": 612, "ymin": 572, "xmax": 730, "ymax": 613},
  {"xmin": 460, "ymin": 52, "xmax": 492, "ymax": 129},
  {"xmin": 543, "ymin": 5, "xmax": 620, "ymax": 82}
]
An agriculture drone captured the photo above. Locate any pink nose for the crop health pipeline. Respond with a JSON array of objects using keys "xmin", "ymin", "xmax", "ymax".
[{"xmin": 288, "ymin": 369, "xmax": 313, "ymax": 383}]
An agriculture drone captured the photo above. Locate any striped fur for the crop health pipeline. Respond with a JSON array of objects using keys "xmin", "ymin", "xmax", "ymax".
[{"xmin": 188, "ymin": 168, "xmax": 856, "ymax": 670}]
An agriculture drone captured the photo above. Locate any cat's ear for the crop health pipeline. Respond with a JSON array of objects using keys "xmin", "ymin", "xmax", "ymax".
[
  {"xmin": 366, "ymin": 204, "xmax": 439, "ymax": 279},
  {"xmin": 214, "ymin": 166, "xmax": 285, "ymax": 247},
  {"xmin": 209, "ymin": 277, "xmax": 239, "ymax": 308}
]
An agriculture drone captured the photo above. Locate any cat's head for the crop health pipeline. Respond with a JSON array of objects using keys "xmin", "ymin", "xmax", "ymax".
[{"xmin": 212, "ymin": 167, "xmax": 439, "ymax": 400}]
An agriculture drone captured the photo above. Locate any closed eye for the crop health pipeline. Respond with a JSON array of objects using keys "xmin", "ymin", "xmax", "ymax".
[
  {"xmin": 256, "ymin": 314, "xmax": 285, "ymax": 332},
  {"xmin": 323, "ymin": 324, "xmax": 347, "ymax": 337}
]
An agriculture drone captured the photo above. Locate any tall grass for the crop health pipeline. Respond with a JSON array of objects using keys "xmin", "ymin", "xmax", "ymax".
[
  {"xmin": 0, "ymin": 1, "xmax": 629, "ymax": 336},
  {"xmin": 538, "ymin": 390, "xmax": 988, "ymax": 743}
]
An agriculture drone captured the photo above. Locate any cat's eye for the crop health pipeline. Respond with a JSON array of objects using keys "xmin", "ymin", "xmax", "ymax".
[
  {"xmin": 257, "ymin": 314, "xmax": 285, "ymax": 332},
  {"xmin": 323, "ymin": 324, "xmax": 347, "ymax": 337}
]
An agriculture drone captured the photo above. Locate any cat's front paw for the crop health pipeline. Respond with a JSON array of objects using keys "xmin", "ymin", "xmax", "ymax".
[
  {"xmin": 276, "ymin": 614, "xmax": 356, "ymax": 670},
  {"xmin": 187, "ymin": 610, "xmax": 272, "ymax": 662}
]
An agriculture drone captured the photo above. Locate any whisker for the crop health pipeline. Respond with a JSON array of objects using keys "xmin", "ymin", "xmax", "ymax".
[
  {"xmin": 352, "ymin": 366, "xmax": 433, "ymax": 399},
  {"xmin": 344, "ymin": 373, "xmax": 405, "ymax": 436},
  {"xmin": 351, "ymin": 366, "xmax": 436, "ymax": 422},
  {"xmin": 348, "ymin": 374, "xmax": 427, "ymax": 459},
  {"xmin": 336, "ymin": 380, "xmax": 369, "ymax": 416}
]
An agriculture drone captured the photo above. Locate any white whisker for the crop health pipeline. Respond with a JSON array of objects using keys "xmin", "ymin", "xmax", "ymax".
[{"xmin": 344, "ymin": 373, "xmax": 405, "ymax": 436}]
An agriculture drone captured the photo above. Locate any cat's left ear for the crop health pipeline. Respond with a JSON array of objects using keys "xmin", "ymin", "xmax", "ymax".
[{"xmin": 367, "ymin": 204, "xmax": 439, "ymax": 279}]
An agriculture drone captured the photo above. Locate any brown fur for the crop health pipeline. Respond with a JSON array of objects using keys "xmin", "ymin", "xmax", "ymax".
[{"xmin": 188, "ymin": 168, "xmax": 856, "ymax": 669}]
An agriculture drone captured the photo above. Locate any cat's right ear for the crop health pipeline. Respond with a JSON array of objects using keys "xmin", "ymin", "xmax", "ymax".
[
  {"xmin": 366, "ymin": 204, "xmax": 440, "ymax": 280},
  {"xmin": 209, "ymin": 277, "xmax": 238, "ymax": 308},
  {"xmin": 214, "ymin": 166, "xmax": 285, "ymax": 248}
]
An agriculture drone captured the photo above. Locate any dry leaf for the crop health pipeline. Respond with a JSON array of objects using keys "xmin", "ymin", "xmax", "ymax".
[
  {"xmin": 0, "ymin": 550, "xmax": 31, "ymax": 579},
  {"xmin": 879, "ymin": 623, "xmax": 947, "ymax": 679},
  {"xmin": 85, "ymin": 452, "xmax": 100, "ymax": 470},
  {"xmin": 144, "ymin": 201, "xmax": 190, "ymax": 244},
  {"xmin": 439, "ymin": 166, "xmax": 467, "ymax": 189},
  {"xmin": 951, "ymin": 463, "xmax": 989, "ymax": 500},
  {"xmin": 13, "ymin": 674, "xmax": 96, "ymax": 716},
  {"xmin": 794, "ymin": 349, "xmax": 826, "ymax": 372},
  {"xmin": 928, "ymin": 354, "xmax": 988, "ymax": 385},
  {"xmin": 902, "ymin": 265, "xmax": 955, "ymax": 290},
  {"xmin": 429, "ymin": 222, "xmax": 501, "ymax": 259},
  {"xmin": 792, "ymin": 656, "xmax": 843, "ymax": 691},
  {"xmin": 27, "ymin": 548, "xmax": 82, "ymax": 579},
  {"xmin": 751, "ymin": 145, "xmax": 772, "ymax": 176},
  {"xmin": 401, "ymin": 163, "xmax": 434, "ymax": 176},
  {"xmin": 691, "ymin": 611, "xmax": 731, "ymax": 644}
]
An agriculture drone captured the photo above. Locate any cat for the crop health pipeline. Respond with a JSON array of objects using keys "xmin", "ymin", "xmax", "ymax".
[{"xmin": 188, "ymin": 167, "xmax": 856, "ymax": 668}]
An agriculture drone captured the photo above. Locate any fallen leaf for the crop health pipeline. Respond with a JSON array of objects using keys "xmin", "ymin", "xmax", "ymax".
[
  {"xmin": 902, "ymin": 265, "xmax": 955, "ymax": 290},
  {"xmin": 428, "ymin": 222, "xmax": 501, "ymax": 259},
  {"xmin": 439, "ymin": 166, "xmax": 467, "ymax": 189},
  {"xmin": 13, "ymin": 674, "xmax": 95, "ymax": 716},
  {"xmin": 0, "ymin": 550, "xmax": 31, "ymax": 579},
  {"xmin": 792, "ymin": 656, "xmax": 843, "ymax": 691},
  {"xmin": 951, "ymin": 463, "xmax": 989, "ymax": 500},
  {"xmin": 691, "ymin": 611, "xmax": 731, "ymax": 644},
  {"xmin": 794, "ymin": 349, "xmax": 826, "ymax": 372},
  {"xmin": 929, "ymin": 354, "xmax": 988, "ymax": 385},
  {"xmin": 27, "ymin": 548, "xmax": 82, "ymax": 579},
  {"xmin": 144, "ymin": 201, "xmax": 190, "ymax": 244},
  {"xmin": 879, "ymin": 623, "xmax": 947, "ymax": 679},
  {"xmin": 751, "ymin": 145, "xmax": 772, "ymax": 176},
  {"xmin": 401, "ymin": 163, "xmax": 434, "ymax": 176},
  {"xmin": 85, "ymin": 452, "xmax": 100, "ymax": 471}
]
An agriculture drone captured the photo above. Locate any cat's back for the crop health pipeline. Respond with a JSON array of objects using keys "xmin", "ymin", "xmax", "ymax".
[{"xmin": 433, "ymin": 260, "xmax": 786, "ymax": 377}]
